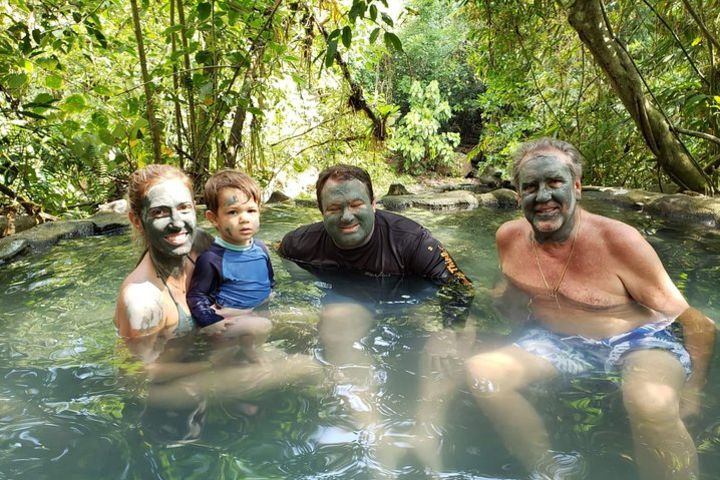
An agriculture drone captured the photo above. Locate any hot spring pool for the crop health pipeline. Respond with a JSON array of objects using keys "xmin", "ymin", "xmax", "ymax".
[{"xmin": 1, "ymin": 197, "xmax": 719, "ymax": 479}]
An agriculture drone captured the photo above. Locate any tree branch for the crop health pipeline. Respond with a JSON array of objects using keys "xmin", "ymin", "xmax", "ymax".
[
  {"xmin": 639, "ymin": 0, "xmax": 707, "ymax": 86},
  {"xmin": 675, "ymin": 127, "xmax": 720, "ymax": 147},
  {"xmin": 682, "ymin": 0, "xmax": 720, "ymax": 51}
]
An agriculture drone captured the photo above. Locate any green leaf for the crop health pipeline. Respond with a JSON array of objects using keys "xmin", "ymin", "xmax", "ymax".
[
  {"xmin": 35, "ymin": 57, "xmax": 59, "ymax": 70},
  {"xmin": 381, "ymin": 13, "xmax": 394, "ymax": 27},
  {"xmin": 31, "ymin": 93, "xmax": 55, "ymax": 105},
  {"xmin": 349, "ymin": 1, "xmax": 367, "ymax": 23},
  {"xmin": 369, "ymin": 4, "xmax": 378, "ymax": 21},
  {"xmin": 45, "ymin": 74, "xmax": 64, "ymax": 89},
  {"xmin": 341, "ymin": 26, "xmax": 352, "ymax": 49},
  {"xmin": 99, "ymin": 128, "xmax": 116, "ymax": 145},
  {"xmin": 92, "ymin": 111, "xmax": 109, "ymax": 128},
  {"xmin": 162, "ymin": 24, "xmax": 183, "ymax": 36},
  {"xmin": 61, "ymin": 94, "xmax": 86, "ymax": 113},
  {"xmin": 7, "ymin": 73, "xmax": 28, "ymax": 89},
  {"xmin": 369, "ymin": 27, "xmax": 381, "ymax": 44},
  {"xmin": 195, "ymin": 49, "xmax": 213, "ymax": 64},
  {"xmin": 19, "ymin": 110, "xmax": 46, "ymax": 120},
  {"xmin": 197, "ymin": 2, "xmax": 211, "ymax": 21},
  {"xmin": 327, "ymin": 28, "xmax": 341, "ymax": 41},
  {"xmin": 93, "ymin": 85, "xmax": 111, "ymax": 95},
  {"xmin": 384, "ymin": 32, "xmax": 403, "ymax": 52},
  {"xmin": 325, "ymin": 38, "xmax": 338, "ymax": 68}
]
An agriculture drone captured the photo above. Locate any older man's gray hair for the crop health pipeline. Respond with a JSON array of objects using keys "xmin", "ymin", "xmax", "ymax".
[{"xmin": 511, "ymin": 138, "xmax": 584, "ymax": 188}]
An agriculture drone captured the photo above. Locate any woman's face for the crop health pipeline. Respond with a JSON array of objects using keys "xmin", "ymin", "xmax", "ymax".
[{"xmin": 139, "ymin": 179, "xmax": 196, "ymax": 257}]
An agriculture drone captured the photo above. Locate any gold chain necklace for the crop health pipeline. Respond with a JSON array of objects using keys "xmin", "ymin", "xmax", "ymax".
[{"xmin": 530, "ymin": 210, "xmax": 582, "ymax": 308}]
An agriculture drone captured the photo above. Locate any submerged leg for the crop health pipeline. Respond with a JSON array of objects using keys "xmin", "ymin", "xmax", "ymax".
[
  {"xmin": 622, "ymin": 349, "xmax": 697, "ymax": 480},
  {"xmin": 147, "ymin": 353, "xmax": 322, "ymax": 409},
  {"xmin": 466, "ymin": 345, "xmax": 559, "ymax": 472}
]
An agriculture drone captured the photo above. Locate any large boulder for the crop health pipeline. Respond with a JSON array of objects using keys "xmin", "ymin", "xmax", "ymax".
[
  {"xmin": 0, "ymin": 212, "xmax": 131, "ymax": 264},
  {"xmin": 476, "ymin": 188, "xmax": 518, "ymax": 209},
  {"xmin": 266, "ymin": 191, "xmax": 292, "ymax": 204},
  {"xmin": 382, "ymin": 190, "xmax": 479, "ymax": 212},
  {"xmin": 386, "ymin": 183, "xmax": 412, "ymax": 196},
  {"xmin": 645, "ymin": 194, "xmax": 720, "ymax": 227}
]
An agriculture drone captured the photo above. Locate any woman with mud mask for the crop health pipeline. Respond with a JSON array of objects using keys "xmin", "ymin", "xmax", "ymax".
[
  {"xmin": 115, "ymin": 164, "xmax": 211, "ymax": 347},
  {"xmin": 114, "ymin": 165, "xmax": 320, "ymax": 417}
]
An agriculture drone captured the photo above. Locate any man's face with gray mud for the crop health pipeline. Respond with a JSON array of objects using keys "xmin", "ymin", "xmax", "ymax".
[
  {"xmin": 140, "ymin": 179, "xmax": 196, "ymax": 257},
  {"xmin": 320, "ymin": 178, "xmax": 375, "ymax": 249},
  {"xmin": 517, "ymin": 152, "xmax": 580, "ymax": 242}
]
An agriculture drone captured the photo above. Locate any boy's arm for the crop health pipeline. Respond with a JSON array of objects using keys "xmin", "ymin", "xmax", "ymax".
[
  {"xmin": 256, "ymin": 240, "xmax": 276, "ymax": 288},
  {"xmin": 187, "ymin": 253, "xmax": 224, "ymax": 327}
]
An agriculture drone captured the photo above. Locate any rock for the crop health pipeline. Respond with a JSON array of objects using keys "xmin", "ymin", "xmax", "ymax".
[
  {"xmin": 0, "ymin": 215, "xmax": 38, "ymax": 236},
  {"xmin": 90, "ymin": 212, "xmax": 131, "ymax": 235},
  {"xmin": 475, "ymin": 189, "xmax": 518, "ymax": 209},
  {"xmin": 477, "ymin": 165, "xmax": 504, "ymax": 189},
  {"xmin": 24, "ymin": 220, "xmax": 96, "ymax": 254},
  {"xmin": 583, "ymin": 187, "xmax": 663, "ymax": 210},
  {"xmin": 295, "ymin": 198, "xmax": 318, "ymax": 209},
  {"xmin": 0, "ymin": 238, "xmax": 29, "ymax": 263},
  {"xmin": 97, "ymin": 199, "xmax": 128, "ymax": 213},
  {"xmin": 266, "ymin": 191, "xmax": 292, "ymax": 204},
  {"xmin": 646, "ymin": 194, "xmax": 720, "ymax": 227},
  {"xmin": 491, "ymin": 188, "xmax": 518, "ymax": 208},
  {"xmin": 380, "ymin": 195, "xmax": 415, "ymax": 212},
  {"xmin": 404, "ymin": 190, "xmax": 480, "ymax": 211},
  {"xmin": 386, "ymin": 183, "xmax": 412, "ymax": 196}
]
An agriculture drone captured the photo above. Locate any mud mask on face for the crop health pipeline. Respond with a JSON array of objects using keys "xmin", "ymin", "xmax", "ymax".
[
  {"xmin": 141, "ymin": 179, "xmax": 197, "ymax": 258},
  {"xmin": 518, "ymin": 155, "xmax": 578, "ymax": 242},
  {"xmin": 321, "ymin": 179, "xmax": 375, "ymax": 249}
]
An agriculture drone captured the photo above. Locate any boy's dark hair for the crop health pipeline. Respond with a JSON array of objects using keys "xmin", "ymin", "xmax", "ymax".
[
  {"xmin": 315, "ymin": 164, "xmax": 374, "ymax": 211},
  {"xmin": 204, "ymin": 169, "xmax": 261, "ymax": 213}
]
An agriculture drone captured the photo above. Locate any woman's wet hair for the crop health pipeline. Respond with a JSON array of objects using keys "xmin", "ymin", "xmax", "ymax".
[
  {"xmin": 204, "ymin": 169, "xmax": 261, "ymax": 213},
  {"xmin": 511, "ymin": 138, "xmax": 584, "ymax": 187},
  {"xmin": 315, "ymin": 164, "xmax": 374, "ymax": 211},
  {"xmin": 127, "ymin": 164, "xmax": 193, "ymax": 221}
]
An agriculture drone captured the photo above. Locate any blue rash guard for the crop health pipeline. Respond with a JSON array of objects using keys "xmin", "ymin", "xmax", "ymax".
[{"xmin": 187, "ymin": 237, "xmax": 275, "ymax": 327}]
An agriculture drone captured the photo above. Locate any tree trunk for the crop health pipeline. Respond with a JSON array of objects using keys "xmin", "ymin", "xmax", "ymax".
[
  {"xmin": 568, "ymin": 0, "xmax": 710, "ymax": 192},
  {"xmin": 169, "ymin": 0, "xmax": 185, "ymax": 169},
  {"xmin": 129, "ymin": 0, "xmax": 163, "ymax": 164},
  {"xmin": 176, "ymin": 0, "xmax": 199, "ymax": 174}
]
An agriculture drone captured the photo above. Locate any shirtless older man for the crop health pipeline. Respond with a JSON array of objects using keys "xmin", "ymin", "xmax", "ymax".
[{"xmin": 466, "ymin": 138, "xmax": 715, "ymax": 479}]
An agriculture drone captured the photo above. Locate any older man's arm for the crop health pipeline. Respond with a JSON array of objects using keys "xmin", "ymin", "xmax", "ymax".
[
  {"xmin": 675, "ymin": 307, "xmax": 716, "ymax": 416},
  {"xmin": 612, "ymin": 223, "xmax": 715, "ymax": 416}
]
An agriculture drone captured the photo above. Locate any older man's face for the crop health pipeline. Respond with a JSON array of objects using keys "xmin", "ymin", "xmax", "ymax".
[
  {"xmin": 517, "ymin": 152, "xmax": 580, "ymax": 242},
  {"xmin": 320, "ymin": 179, "xmax": 375, "ymax": 249}
]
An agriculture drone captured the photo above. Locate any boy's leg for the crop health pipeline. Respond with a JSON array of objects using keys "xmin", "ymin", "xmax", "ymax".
[{"xmin": 621, "ymin": 349, "xmax": 697, "ymax": 480}]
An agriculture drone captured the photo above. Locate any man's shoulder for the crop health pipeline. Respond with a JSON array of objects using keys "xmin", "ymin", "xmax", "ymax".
[
  {"xmin": 376, "ymin": 209, "xmax": 428, "ymax": 239},
  {"xmin": 586, "ymin": 212, "xmax": 642, "ymax": 245},
  {"xmin": 496, "ymin": 218, "xmax": 527, "ymax": 243},
  {"xmin": 574, "ymin": 212, "xmax": 653, "ymax": 268}
]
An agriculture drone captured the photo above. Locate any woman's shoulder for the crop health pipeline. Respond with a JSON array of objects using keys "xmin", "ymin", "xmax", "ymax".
[{"xmin": 115, "ymin": 259, "xmax": 167, "ymax": 337}]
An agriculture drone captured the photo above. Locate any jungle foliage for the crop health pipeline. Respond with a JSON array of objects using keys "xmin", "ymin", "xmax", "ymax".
[{"xmin": 1, "ymin": 0, "xmax": 720, "ymax": 221}]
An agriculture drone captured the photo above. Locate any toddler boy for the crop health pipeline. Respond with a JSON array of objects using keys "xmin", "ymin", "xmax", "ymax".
[{"xmin": 188, "ymin": 170, "xmax": 273, "ymax": 347}]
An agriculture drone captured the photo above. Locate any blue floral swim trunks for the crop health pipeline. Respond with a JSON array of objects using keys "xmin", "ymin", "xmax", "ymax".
[{"xmin": 514, "ymin": 321, "xmax": 692, "ymax": 378}]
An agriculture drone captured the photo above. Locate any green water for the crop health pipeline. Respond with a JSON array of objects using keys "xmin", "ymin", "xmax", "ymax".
[{"xmin": 0, "ymin": 199, "xmax": 719, "ymax": 479}]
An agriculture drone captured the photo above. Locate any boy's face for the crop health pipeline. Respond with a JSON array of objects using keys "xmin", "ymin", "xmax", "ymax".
[{"xmin": 206, "ymin": 187, "xmax": 260, "ymax": 246}]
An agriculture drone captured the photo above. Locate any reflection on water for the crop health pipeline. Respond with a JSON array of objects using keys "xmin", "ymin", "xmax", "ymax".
[{"xmin": 0, "ymin": 201, "xmax": 718, "ymax": 479}]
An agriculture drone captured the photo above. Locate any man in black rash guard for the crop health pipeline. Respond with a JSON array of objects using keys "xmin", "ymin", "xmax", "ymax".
[
  {"xmin": 278, "ymin": 164, "xmax": 475, "ymax": 475},
  {"xmin": 278, "ymin": 166, "xmax": 473, "ymax": 319}
]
